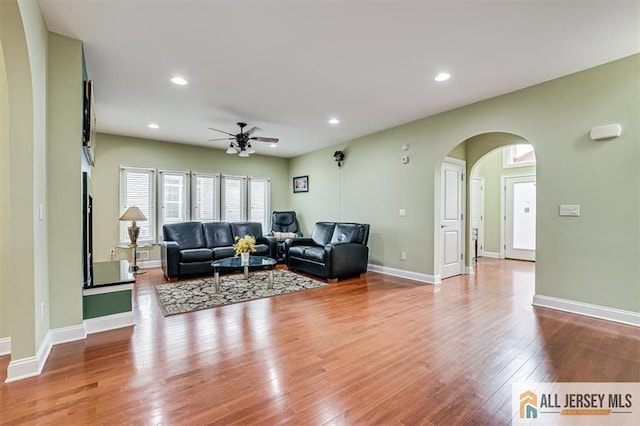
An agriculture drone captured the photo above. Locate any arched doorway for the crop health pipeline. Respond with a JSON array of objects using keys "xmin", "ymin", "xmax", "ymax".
[{"xmin": 436, "ymin": 131, "xmax": 537, "ymax": 280}]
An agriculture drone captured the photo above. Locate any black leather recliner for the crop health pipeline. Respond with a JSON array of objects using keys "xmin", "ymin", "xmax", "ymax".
[
  {"xmin": 285, "ymin": 222, "xmax": 370, "ymax": 280},
  {"xmin": 267, "ymin": 211, "xmax": 303, "ymax": 262}
]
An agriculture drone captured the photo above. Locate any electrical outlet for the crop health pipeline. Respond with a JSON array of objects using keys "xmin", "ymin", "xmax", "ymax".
[{"xmin": 401, "ymin": 252, "xmax": 407, "ymax": 261}]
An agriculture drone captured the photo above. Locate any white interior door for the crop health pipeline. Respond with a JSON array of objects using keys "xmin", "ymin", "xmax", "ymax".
[
  {"xmin": 505, "ymin": 175, "xmax": 536, "ymax": 261},
  {"xmin": 470, "ymin": 177, "xmax": 484, "ymax": 260},
  {"xmin": 441, "ymin": 160, "xmax": 464, "ymax": 279}
]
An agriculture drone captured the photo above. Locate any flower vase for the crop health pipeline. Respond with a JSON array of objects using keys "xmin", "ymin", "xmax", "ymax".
[{"xmin": 240, "ymin": 252, "xmax": 250, "ymax": 265}]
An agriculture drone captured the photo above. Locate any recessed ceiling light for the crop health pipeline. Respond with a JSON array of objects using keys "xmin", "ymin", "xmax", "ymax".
[
  {"xmin": 434, "ymin": 72, "xmax": 451, "ymax": 82},
  {"xmin": 148, "ymin": 123, "xmax": 159, "ymax": 129},
  {"xmin": 270, "ymin": 143, "xmax": 278, "ymax": 148},
  {"xmin": 170, "ymin": 76, "xmax": 188, "ymax": 85},
  {"xmin": 328, "ymin": 118, "xmax": 340, "ymax": 125}
]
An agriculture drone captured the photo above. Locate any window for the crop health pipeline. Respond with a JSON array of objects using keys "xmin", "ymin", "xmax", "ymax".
[
  {"xmin": 118, "ymin": 168, "xmax": 271, "ymax": 243},
  {"xmin": 503, "ymin": 144, "xmax": 536, "ymax": 168},
  {"xmin": 158, "ymin": 170, "xmax": 189, "ymax": 233},
  {"xmin": 192, "ymin": 172, "xmax": 219, "ymax": 222},
  {"xmin": 221, "ymin": 175, "xmax": 247, "ymax": 222},
  {"xmin": 119, "ymin": 167, "xmax": 155, "ymax": 244},
  {"xmin": 249, "ymin": 177, "xmax": 271, "ymax": 232}
]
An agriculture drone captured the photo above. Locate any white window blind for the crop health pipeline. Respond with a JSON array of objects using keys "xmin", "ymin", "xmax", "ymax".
[
  {"xmin": 192, "ymin": 173, "xmax": 219, "ymax": 222},
  {"xmin": 248, "ymin": 177, "xmax": 270, "ymax": 232},
  {"xmin": 159, "ymin": 170, "xmax": 189, "ymax": 232},
  {"xmin": 221, "ymin": 175, "xmax": 247, "ymax": 222},
  {"xmin": 119, "ymin": 167, "xmax": 155, "ymax": 244}
]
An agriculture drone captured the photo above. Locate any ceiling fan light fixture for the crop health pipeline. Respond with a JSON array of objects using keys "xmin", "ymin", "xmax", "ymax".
[
  {"xmin": 238, "ymin": 149, "xmax": 250, "ymax": 158},
  {"xmin": 270, "ymin": 143, "xmax": 278, "ymax": 148},
  {"xmin": 226, "ymin": 144, "xmax": 238, "ymax": 154},
  {"xmin": 247, "ymin": 144, "xmax": 256, "ymax": 155}
]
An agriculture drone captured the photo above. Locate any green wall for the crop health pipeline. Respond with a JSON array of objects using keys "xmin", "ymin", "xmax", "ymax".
[
  {"xmin": 92, "ymin": 134, "xmax": 290, "ymax": 263},
  {"xmin": 471, "ymin": 146, "xmax": 536, "ymax": 253},
  {"xmin": 290, "ymin": 54, "xmax": 639, "ymax": 312},
  {"xmin": 47, "ymin": 32, "xmax": 84, "ymax": 330}
]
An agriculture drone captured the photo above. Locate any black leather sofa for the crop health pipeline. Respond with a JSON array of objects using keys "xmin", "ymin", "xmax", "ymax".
[
  {"xmin": 285, "ymin": 222, "xmax": 370, "ymax": 280},
  {"xmin": 160, "ymin": 221, "xmax": 275, "ymax": 279}
]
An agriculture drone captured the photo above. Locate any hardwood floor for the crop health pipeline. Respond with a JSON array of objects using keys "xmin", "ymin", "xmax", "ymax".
[{"xmin": 1, "ymin": 259, "xmax": 638, "ymax": 424}]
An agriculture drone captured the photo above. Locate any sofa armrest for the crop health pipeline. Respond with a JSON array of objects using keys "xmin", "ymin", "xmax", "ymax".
[
  {"xmin": 263, "ymin": 236, "xmax": 278, "ymax": 259},
  {"xmin": 160, "ymin": 241, "xmax": 180, "ymax": 279},
  {"xmin": 326, "ymin": 242, "xmax": 369, "ymax": 279}
]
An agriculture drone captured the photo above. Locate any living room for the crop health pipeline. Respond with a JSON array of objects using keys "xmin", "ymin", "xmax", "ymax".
[{"xmin": 1, "ymin": 1, "xmax": 639, "ymax": 423}]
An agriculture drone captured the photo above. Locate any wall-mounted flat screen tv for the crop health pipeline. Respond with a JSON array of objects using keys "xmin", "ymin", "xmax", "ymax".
[{"xmin": 82, "ymin": 79, "xmax": 96, "ymax": 166}]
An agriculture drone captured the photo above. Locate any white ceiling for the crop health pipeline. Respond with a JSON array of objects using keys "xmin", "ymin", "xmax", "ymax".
[{"xmin": 38, "ymin": 1, "xmax": 639, "ymax": 158}]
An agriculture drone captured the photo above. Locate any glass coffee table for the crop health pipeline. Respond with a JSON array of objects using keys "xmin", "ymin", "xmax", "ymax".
[{"xmin": 211, "ymin": 256, "xmax": 277, "ymax": 292}]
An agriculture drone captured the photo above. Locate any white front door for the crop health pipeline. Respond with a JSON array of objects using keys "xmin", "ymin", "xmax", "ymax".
[
  {"xmin": 441, "ymin": 160, "xmax": 464, "ymax": 279},
  {"xmin": 504, "ymin": 175, "xmax": 536, "ymax": 261}
]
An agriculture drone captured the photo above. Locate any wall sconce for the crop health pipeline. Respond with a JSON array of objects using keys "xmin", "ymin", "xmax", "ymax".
[{"xmin": 334, "ymin": 150, "xmax": 345, "ymax": 168}]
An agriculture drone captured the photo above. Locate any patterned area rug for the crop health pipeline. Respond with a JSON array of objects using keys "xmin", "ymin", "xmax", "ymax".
[{"xmin": 154, "ymin": 269, "xmax": 327, "ymax": 316}]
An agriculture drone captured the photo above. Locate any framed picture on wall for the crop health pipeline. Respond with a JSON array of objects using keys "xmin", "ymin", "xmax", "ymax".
[{"xmin": 293, "ymin": 175, "xmax": 309, "ymax": 193}]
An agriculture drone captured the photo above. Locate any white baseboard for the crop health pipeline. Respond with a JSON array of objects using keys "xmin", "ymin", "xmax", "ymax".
[
  {"xmin": 0, "ymin": 337, "xmax": 10, "ymax": 356},
  {"xmin": 84, "ymin": 312, "xmax": 134, "ymax": 335},
  {"xmin": 51, "ymin": 324, "xmax": 87, "ymax": 345},
  {"xmin": 464, "ymin": 266, "xmax": 474, "ymax": 275},
  {"xmin": 533, "ymin": 294, "xmax": 640, "ymax": 327},
  {"xmin": 138, "ymin": 259, "xmax": 161, "ymax": 269},
  {"xmin": 367, "ymin": 264, "xmax": 441, "ymax": 284},
  {"xmin": 481, "ymin": 251, "xmax": 501, "ymax": 259},
  {"xmin": 5, "ymin": 331, "xmax": 52, "ymax": 383}
]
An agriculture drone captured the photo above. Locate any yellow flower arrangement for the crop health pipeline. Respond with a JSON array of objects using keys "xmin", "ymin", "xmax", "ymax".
[{"xmin": 234, "ymin": 235, "xmax": 257, "ymax": 256}]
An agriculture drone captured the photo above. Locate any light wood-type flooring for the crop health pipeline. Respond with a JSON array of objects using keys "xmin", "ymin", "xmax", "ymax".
[{"xmin": 1, "ymin": 259, "xmax": 638, "ymax": 424}]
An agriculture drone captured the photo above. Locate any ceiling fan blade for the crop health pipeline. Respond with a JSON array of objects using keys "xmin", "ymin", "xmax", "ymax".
[
  {"xmin": 244, "ymin": 126, "xmax": 262, "ymax": 136},
  {"xmin": 251, "ymin": 137, "xmax": 279, "ymax": 143},
  {"xmin": 208, "ymin": 137, "xmax": 235, "ymax": 142},
  {"xmin": 208, "ymin": 127, "xmax": 235, "ymax": 137}
]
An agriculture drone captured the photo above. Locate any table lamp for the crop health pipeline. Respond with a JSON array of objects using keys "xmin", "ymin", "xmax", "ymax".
[{"xmin": 119, "ymin": 206, "xmax": 147, "ymax": 245}]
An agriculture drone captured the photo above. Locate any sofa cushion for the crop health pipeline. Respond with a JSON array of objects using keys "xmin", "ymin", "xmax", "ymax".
[
  {"xmin": 180, "ymin": 248, "xmax": 212, "ymax": 263},
  {"xmin": 163, "ymin": 222, "xmax": 205, "ymax": 249},
  {"xmin": 311, "ymin": 222, "xmax": 335, "ymax": 246},
  {"xmin": 203, "ymin": 222, "xmax": 234, "ymax": 248},
  {"xmin": 231, "ymin": 222, "xmax": 264, "ymax": 239},
  {"xmin": 254, "ymin": 244, "xmax": 271, "ymax": 256},
  {"xmin": 302, "ymin": 246, "xmax": 326, "ymax": 262},
  {"xmin": 331, "ymin": 223, "xmax": 366, "ymax": 244},
  {"xmin": 212, "ymin": 246, "xmax": 235, "ymax": 260}
]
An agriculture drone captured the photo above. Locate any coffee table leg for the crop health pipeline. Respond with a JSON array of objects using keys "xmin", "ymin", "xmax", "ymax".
[
  {"xmin": 268, "ymin": 269, "xmax": 274, "ymax": 289},
  {"xmin": 244, "ymin": 265, "xmax": 248, "ymax": 279},
  {"xmin": 214, "ymin": 269, "xmax": 220, "ymax": 292}
]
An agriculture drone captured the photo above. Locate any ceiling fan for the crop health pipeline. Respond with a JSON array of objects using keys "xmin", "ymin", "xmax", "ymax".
[{"xmin": 208, "ymin": 122, "xmax": 279, "ymax": 157}]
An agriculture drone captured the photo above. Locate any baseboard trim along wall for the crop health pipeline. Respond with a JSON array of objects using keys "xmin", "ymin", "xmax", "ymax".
[
  {"xmin": 0, "ymin": 337, "xmax": 11, "ymax": 356},
  {"xmin": 138, "ymin": 259, "xmax": 161, "ymax": 269},
  {"xmin": 5, "ymin": 331, "xmax": 52, "ymax": 383},
  {"xmin": 84, "ymin": 312, "xmax": 135, "ymax": 335},
  {"xmin": 51, "ymin": 324, "xmax": 87, "ymax": 345},
  {"xmin": 533, "ymin": 294, "xmax": 640, "ymax": 327},
  {"xmin": 368, "ymin": 264, "xmax": 441, "ymax": 284},
  {"xmin": 480, "ymin": 251, "xmax": 501, "ymax": 259}
]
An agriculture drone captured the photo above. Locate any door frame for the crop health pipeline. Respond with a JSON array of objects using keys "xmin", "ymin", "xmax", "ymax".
[
  {"xmin": 500, "ymin": 173, "xmax": 536, "ymax": 259},
  {"xmin": 439, "ymin": 157, "xmax": 466, "ymax": 280},
  {"xmin": 470, "ymin": 176, "xmax": 485, "ymax": 260}
]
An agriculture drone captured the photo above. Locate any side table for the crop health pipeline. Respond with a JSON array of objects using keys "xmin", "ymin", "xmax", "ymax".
[{"xmin": 117, "ymin": 243, "xmax": 151, "ymax": 275}]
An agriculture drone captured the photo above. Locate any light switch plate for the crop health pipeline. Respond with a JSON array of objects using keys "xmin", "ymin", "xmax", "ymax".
[{"xmin": 559, "ymin": 204, "xmax": 580, "ymax": 216}]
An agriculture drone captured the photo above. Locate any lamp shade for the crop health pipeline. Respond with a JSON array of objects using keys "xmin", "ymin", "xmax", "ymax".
[{"xmin": 119, "ymin": 206, "xmax": 147, "ymax": 222}]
